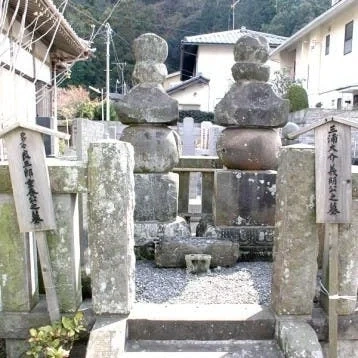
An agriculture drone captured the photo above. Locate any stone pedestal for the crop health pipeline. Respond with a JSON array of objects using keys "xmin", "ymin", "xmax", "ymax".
[{"xmin": 88, "ymin": 141, "xmax": 135, "ymax": 315}]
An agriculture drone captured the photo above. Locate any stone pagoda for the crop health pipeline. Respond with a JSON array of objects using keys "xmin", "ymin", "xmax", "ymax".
[
  {"xmin": 115, "ymin": 33, "xmax": 190, "ymax": 258},
  {"xmin": 203, "ymin": 32, "xmax": 289, "ymax": 257}
]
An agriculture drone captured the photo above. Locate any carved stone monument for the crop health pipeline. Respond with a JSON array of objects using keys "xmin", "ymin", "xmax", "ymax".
[
  {"xmin": 115, "ymin": 33, "xmax": 190, "ymax": 257},
  {"xmin": 202, "ymin": 32, "xmax": 289, "ymax": 256}
]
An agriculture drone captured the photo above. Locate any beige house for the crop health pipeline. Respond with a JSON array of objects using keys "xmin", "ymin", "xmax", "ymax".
[
  {"xmin": 0, "ymin": 0, "xmax": 90, "ymax": 157},
  {"xmin": 271, "ymin": 0, "xmax": 358, "ymax": 110},
  {"xmin": 166, "ymin": 27, "xmax": 287, "ymax": 112}
]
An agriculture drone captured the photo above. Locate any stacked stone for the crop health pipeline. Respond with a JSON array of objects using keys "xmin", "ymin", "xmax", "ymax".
[
  {"xmin": 202, "ymin": 33, "xmax": 289, "ymax": 257},
  {"xmin": 215, "ymin": 33, "xmax": 289, "ymax": 170},
  {"xmin": 115, "ymin": 33, "xmax": 190, "ymax": 258}
]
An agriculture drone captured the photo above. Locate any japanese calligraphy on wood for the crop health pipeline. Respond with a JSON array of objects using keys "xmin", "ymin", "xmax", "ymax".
[
  {"xmin": 315, "ymin": 122, "xmax": 351, "ymax": 223},
  {"xmin": 3, "ymin": 128, "xmax": 56, "ymax": 232}
]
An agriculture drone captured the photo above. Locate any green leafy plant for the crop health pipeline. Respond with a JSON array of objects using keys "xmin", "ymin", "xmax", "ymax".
[
  {"xmin": 286, "ymin": 84, "xmax": 309, "ymax": 112},
  {"xmin": 26, "ymin": 312, "xmax": 86, "ymax": 358}
]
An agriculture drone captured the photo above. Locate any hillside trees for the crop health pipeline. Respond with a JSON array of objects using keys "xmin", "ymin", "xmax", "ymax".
[{"xmin": 61, "ymin": 0, "xmax": 332, "ymax": 90}]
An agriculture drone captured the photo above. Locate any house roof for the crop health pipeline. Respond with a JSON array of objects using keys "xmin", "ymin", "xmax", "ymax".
[
  {"xmin": 271, "ymin": 0, "xmax": 356, "ymax": 56},
  {"xmin": 7, "ymin": 0, "xmax": 90, "ymax": 62},
  {"xmin": 182, "ymin": 27, "xmax": 287, "ymax": 48},
  {"xmin": 167, "ymin": 74, "xmax": 210, "ymax": 95}
]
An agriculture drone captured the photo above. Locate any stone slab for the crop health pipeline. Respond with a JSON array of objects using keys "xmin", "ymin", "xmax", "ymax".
[
  {"xmin": 134, "ymin": 173, "xmax": 178, "ymax": 221},
  {"xmin": 271, "ymin": 146, "xmax": 318, "ymax": 315},
  {"xmin": 276, "ymin": 320, "xmax": 323, "ymax": 358},
  {"xmin": 321, "ymin": 340, "xmax": 358, "ymax": 358},
  {"xmin": 127, "ymin": 303, "xmax": 275, "ymax": 340},
  {"xmin": 125, "ymin": 340, "xmax": 283, "ymax": 357},
  {"xmin": 213, "ymin": 170, "xmax": 276, "ymax": 226},
  {"xmin": 155, "ymin": 237, "xmax": 239, "ymax": 268}
]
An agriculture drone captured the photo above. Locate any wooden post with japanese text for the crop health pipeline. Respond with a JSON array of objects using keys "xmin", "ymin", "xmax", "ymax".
[
  {"xmin": 288, "ymin": 117, "xmax": 358, "ymax": 358},
  {"xmin": 0, "ymin": 122, "xmax": 69, "ymax": 323}
]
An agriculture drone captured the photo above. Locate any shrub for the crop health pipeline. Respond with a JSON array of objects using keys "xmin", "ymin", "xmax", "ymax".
[
  {"xmin": 179, "ymin": 110, "xmax": 214, "ymax": 123},
  {"xmin": 286, "ymin": 84, "xmax": 309, "ymax": 112},
  {"xmin": 26, "ymin": 312, "xmax": 86, "ymax": 358}
]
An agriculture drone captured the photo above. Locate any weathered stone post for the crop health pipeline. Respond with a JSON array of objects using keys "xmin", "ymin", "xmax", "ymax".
[
  {"xmin": 203, "ymin": 32, "xmax": 289, "ymax": 256},
  {"xmin": 88, "ymin": 140, "xmax": 135, "ymax": 314},
  {"xmin": 271, "ymin": 146, "xmax": 318, "ymax": 315},
  {"xmin": 115, "ymin": 33, "xmax": 190, "ymax": 258}
]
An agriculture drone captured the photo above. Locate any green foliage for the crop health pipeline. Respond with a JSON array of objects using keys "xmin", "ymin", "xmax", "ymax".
[
  {"xmin": 93, "ymin": 102, "xmax": 118, "ymax": 121},
  {"xmin": 76, "ymin": 101, "xmax": 98, "ymax": 120},
  {"xmin": 26, "ymin": 312, "xmax": 86, "ymax": 358},
  {"xmin": 179, "ymin": 110, "xmax": 214, "ymax": 123},
  {"xmin": 286, "ymin": 84, "xmax": 309, "ymax": 112},
  {"xmin": 62, "ymin": 0, "xmax": 331, "ymax": 89}
]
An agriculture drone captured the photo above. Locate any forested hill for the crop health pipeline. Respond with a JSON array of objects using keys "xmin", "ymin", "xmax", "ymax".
[{"xmin": 59, "ymin": 0, "xmax": 331, "ymax": 90}]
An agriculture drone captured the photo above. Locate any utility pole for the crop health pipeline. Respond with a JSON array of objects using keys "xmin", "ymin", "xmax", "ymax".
[
  {"xmin": 115, "ymin": 62, "xmax": 127, "ymax": 95},
  {"xmin": 105, "ymin": 23, "xmax": 112, "ymax": 121},
  {"xmin": 231, "ymin": 0, "xmax": 241, "ymax": 30}
]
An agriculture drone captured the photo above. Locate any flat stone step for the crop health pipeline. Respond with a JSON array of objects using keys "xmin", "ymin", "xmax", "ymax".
[
  {"xmin": 127, "ymin": 304, "xmax": 275, "ymax": 341},
  {"xmin": 125, "ymin": 339, "xmax": 283, "ymax": 357}
]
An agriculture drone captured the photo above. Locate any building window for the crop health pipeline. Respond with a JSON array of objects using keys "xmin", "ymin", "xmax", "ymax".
[
  {"xmin": 353, "ymin": 94, "xmax": 358, "ymax": 109},
  {"xmin": 337, "ymin": 98, "xmax": 342, "ymax": 109},
  {"xmin": 325, "ymin": 34, "xmax": 330, "ymax": 55},
  {"xmin": 344, "ymin": 21, "xmax": 353, "ymax": 54}
]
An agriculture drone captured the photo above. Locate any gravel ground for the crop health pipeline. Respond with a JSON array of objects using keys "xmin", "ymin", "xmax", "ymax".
[{"xmin": 135, "ymin": 260, "xmax": 272, "ymax": 305}]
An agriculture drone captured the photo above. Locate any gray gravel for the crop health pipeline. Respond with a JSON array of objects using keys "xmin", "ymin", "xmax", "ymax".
[{"xmin": 135, "ymin": 260, "xmax": 272, "ymax": 305}]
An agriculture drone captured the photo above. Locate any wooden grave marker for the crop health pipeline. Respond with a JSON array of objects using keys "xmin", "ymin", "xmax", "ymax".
[
  {"xmin": 288, "ymin": 116, "xmax": 358, "ymax": 358},
  {"xmin": 0, "ymin": 122, "xmax": 69, "ymax": 323}
]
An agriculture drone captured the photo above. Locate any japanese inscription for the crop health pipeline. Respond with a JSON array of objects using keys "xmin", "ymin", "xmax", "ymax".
[
  {"xmin": 315, "ymin": 121, "xmax": 351, "ymax": 223},
  {"xmin": 20, "ymin": 131, "xmax": 43, "ymax": 225},
  {"xmin": 327, "ymin": 125, "xmax": 340, "ymax": 216}
]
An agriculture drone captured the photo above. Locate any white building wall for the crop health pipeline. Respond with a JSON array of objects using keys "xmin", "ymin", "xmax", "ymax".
[
  {"xmin": 195, "ymin": 44, "xmax": 283, "ymax": 112},
  {"xmin": 282, "ymin": 2, "xmax": 358, "ymax": 109},
  {"xmin": 170, "ymin": 82, "xmax": 211, "ymax": 111}
]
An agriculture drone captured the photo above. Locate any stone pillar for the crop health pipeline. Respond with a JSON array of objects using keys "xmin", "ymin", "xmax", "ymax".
[
  {"xmin": 0, "ymin": 194, "xmax": 38, "ymax": 312},
  {"xmin": 115, "ymin": 33, "xmax": 190, "ymax": 259},
  {"xmin": 88, "ymin": 140, "xmax": 135, "ymax": 314},
  {"xmin": 182, "ymin": 117, "xmax": 195, "ymax": 155},
  {"xmin": 203, "ymin": 32, "xmax": 289, "ymax": 257},
  {"xmin": 47, "ymin": 194, "xmax": 81, "ymax": 312},
  {"xmin": 271, "ymin": 146, "xmax": 318, "ymax": 315}
]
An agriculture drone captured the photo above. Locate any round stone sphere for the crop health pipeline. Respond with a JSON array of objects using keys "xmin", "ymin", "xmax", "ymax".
[
  {"xmin": 133, "ymin": 33, "xmax": 168, "ymax": 63},
  {"xmin": 281, "ymin": 121, "xmax": 300, "ymax": 139},
  {"xmin": 234, "ymin": 34, "xmax": 269, "ymax": 64},
  {"xmin": 216, "ymin": 128, "xmax": 281, "ymax": 170},
  {"xmin": 120, "ymin": 125, "xmax": 180, "ymax": 173}
]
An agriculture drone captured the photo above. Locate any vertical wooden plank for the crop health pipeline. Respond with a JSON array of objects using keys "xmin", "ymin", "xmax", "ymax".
[
  {"xmin": 327, "ymin": 223, "xmax": 338, "ymax": 358},
  {"xmin": 35, "ymin": 231, "xmax": 60, "ymax": 323},
  {"xmin": 4, "ymin": 129, "xmax": 56, "ymax": 232},
  {"xmin": 315, "ymin": 123, "xmax": 351, "ymax": 223}
]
